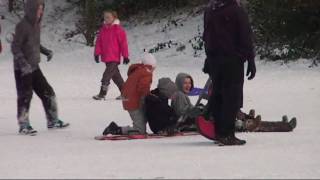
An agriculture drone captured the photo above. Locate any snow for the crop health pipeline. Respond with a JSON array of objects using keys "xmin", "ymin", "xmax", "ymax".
[{"xmin": 1, "ymin": 1, "xmax": 320, "ymax": 179}]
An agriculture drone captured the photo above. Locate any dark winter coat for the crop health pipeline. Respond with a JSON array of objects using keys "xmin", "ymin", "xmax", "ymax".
[
  {"xmin": 11, "ymin": 0, "xmax": 47, "ymax": 72},
  {"xmin": 145, "ymin": 78, "xmax": 178, "ymax": 134},
  {"xmin": 203, "ymin": 0, "xmax": 255, "ymax": 62}
]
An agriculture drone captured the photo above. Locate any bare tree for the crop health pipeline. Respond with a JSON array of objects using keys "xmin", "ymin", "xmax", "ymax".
[{"xmin": 9, "ymin": 0, "xmax": 14, "ymax": 12}]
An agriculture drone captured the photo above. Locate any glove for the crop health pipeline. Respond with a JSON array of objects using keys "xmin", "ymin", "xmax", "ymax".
[
  {"xmin": 20, "ymin": 63, "xmax": 33, "ymax": 76},
  {"xmin": 46, "ymin": 50, "xmax": 53, "ymax": 62},
  {"xmin": 40, "ymin": 46, "xmax": 53, "ymax": 62},
  {"xmin": 187, "ymin": 107, "xmax": 203, "ymax": 119},
  {"xmin": 202, "ymin": 58, "xmax": 210, "ymax": 74},
  {"xmin": 95, "ymin": 55, "xmax": 100, "ymax": 63},
  {"xmin": 123, "ymin": 57, "xmax": 130, "ymax": 65},
  {"xmin": 246, "ymin": 59, "xmax": 256, "ymax": 80}
]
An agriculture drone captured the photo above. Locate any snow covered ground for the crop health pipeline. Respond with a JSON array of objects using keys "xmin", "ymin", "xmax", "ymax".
[{"xmin": 1, "ymin": 1, "xmax": 320, "ymax": 179}]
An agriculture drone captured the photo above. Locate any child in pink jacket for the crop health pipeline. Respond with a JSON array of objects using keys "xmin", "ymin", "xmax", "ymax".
[{"xmin": 93, "ymin": 10, "xmax": 130, "ymax": 100}]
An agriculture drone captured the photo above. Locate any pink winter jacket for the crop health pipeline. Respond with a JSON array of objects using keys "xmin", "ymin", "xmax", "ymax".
[{"xmin": 94, "ymin": 20, "xmax": 129, "ymax": 63}]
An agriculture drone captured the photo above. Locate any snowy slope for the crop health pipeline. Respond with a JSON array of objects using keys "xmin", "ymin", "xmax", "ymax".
[{"xmin": 1, "ymin": 1, "xmax": 320, "ymax": 179}]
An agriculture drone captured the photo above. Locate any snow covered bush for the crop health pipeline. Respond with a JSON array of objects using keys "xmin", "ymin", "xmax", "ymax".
[{"xmin": 248, "ymin": 0, "xmax": 320, "ymax": 62}]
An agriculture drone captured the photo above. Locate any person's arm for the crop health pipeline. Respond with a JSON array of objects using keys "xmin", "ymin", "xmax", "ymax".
[
  {"xmin": 137, "ymin": 74, "xmax": 152, "ymax": 97},
  {"xmin": 118, "ymin": 26, "xmax": 129, "ymax": 59},
  {"xmin": 94, "ymin": 28, "xmax": 103, "ymax": 56},
  {"xmin": 237, "ymin": 8, "xmax": 255, "ymax": 62},
  {"xmin": 171, "ymin": 92, "xmax": 194, "ymax": 117},
  {"xmin": 11, "ymin": 23, "xmax": 32, "ymax": 75},
  {"xmin": 40, "ymin": 45, "xmax": 53, "ymax": 61},
  {"xmin": 237, "ymin": 7, "xmax": 256, "ymax": 80}
]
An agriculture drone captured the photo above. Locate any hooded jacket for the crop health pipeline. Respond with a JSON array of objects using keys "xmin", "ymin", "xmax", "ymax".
[
  {"xmin": 122, "ymin": 64, "xmax": 153, "ymax": 111},
  {"xmin": 94, "ymin": 19, "xmax": 129, "ymax": 63},
  {"xmin": 203, "ymin": 0, "xmax": 255, "ymax": 62},
  {"xmin": 11, "ymin": 0, "xmax": 47, "ymax": 72},
  {"xmin": 171, "ymin": 73, "xmax": 195, "ymax": 117}
]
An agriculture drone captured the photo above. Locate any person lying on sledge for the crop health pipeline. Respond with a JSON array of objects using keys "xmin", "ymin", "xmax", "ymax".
[{"xmin": 170, "ymin": 73, "xmax": 297, "ymax": 133}]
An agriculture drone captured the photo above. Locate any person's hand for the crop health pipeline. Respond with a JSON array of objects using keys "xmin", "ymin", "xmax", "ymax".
[
  {"xmin": 21, "ymin": 63, "xmax": 33, "ymax": 76},
  {"xmin": 246, "ymin": 59, "xmax": 256, "ymax": 80},
  {"xmin": 47, "ymin": 50, "xmax": 53, "ymax": 62},
  {"xmin": 95, "ymin": 55, "xmax": 100, "ymax": 63},
  {"xmin": 202, "ymin": 58, "xmax": 210, "ymax": 74},
  {"xmin": 123, "ymin": 57, "xmax": 130, "ymax": 65}
]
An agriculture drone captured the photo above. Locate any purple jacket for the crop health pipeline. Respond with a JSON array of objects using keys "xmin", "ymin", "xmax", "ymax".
[{"xmin": 203, "ymin": 0, "xmax": 255, "ymax": 62}]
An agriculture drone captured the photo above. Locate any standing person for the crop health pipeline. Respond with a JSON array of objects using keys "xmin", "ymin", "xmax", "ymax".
[
  {"xmin": 203, "ymin": 0, "xmax": 256, "ymax": 145},
  {"xmin": 93, "ymin": 10, "xmax": 130, "ymax": 100},
  {"xmin": 102, "ymin": 53, "xmax": 156, "ymax": 135},
  {"xmin": 11, "ymin": 0, "xmax": 69, "ymax": 135}
]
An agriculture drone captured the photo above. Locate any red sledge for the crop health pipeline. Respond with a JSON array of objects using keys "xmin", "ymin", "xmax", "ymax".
[
  {"xmin": 196, "ymin": 116, "xmax": 216, "ymax": 140},
  {"xmin": 94, "ymin": 132, "xmax": 199, "ymax": 141}
]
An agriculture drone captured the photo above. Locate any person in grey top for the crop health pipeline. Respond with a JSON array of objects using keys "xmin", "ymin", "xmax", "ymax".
[{"xmin": 11, "ymin": 0, "xmax": 69, "ymax": 135}]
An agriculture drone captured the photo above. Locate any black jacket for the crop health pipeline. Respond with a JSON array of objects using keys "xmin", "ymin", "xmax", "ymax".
[
  {"xmin": 203, "ymin": 0, "xmax": 255, "ymax": 62},
  {"xmin": 145, "ymin": 89, "xmax": 178, "ymax": 134}
]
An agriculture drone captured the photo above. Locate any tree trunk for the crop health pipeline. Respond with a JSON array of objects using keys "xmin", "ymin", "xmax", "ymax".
[{"xmin": 9, "ymin": 0, "xmax": 14, "ymax": 12}]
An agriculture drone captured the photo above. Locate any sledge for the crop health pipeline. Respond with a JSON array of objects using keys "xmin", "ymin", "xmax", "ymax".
[
  {"xmin": 196, "ymin": 116, "xmax": 216, "ymax": 140},
  {"xmin": 94, "ymin": 132, "xmax": 199, "ymax": 141}
]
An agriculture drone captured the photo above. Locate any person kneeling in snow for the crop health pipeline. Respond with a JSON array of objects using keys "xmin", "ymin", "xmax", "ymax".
[
  {"xmin": 11, "ymin": 0, "xmax": 69, "ymax": 135},
  {"xmin": 102, "ymin": 53, "xmax": 156, "ymax": 135}
]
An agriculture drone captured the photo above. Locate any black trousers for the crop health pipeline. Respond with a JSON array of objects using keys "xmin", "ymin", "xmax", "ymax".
[
  {"xmin": 207, "ymin": 55, "xmax": 244, "ymax": 137},
  {"xmin": 14, "ymin": 68, "xmax": 58, "ymax": 127},
  {"xmin": 101, "ymin": 63, "xmax": 124, "ymax": 91}
]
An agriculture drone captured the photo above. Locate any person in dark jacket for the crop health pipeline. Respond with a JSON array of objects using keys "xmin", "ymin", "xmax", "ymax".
[
  {"xmin": 11, "ymin": 0, "xmax": 69, "ymax": 135},
  {"xmin": 145, "ymin": 78, "xmax": 179, "ymax": 135},
  {"xmin": 203, "ymin": 0, "xmax": 256, "ymax": 145}
]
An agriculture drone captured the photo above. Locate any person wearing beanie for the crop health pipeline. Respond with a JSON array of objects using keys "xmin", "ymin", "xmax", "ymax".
[
  {"xmin": 145, "ymin": 78, "xmax": 179, "ymax": 135},
  {"xmin": 93, "ymin": 10, "xmax": 130, "ymax": 100},
  {"xmin": 102, "ymin": 53, "xmax": 156, "ymax": 135},
  {"xmin": 11, "ymin": 0, "xmax": 69, "ymax": 135}
]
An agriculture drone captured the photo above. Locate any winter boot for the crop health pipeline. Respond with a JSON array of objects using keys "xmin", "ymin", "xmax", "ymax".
[
  {"xmin": 216, "ymin": 135, "xmax": 246, "ymax": 146},
  {"xmin": 93, "ymin": 86, "xmax": 108, "ymax": 100},
  {"xmin": 289, "ymin": 117, "xmax": 297, "ymax": 130},
  {"xmin": 232, "ymin": 135, "xmax": 247, "ymax": 145},
  {"xmin": 159, "ymin": 125, "xmax": 178, "ymax": 136},
  {"xmin": 103, "ymin": 121, "xmax": 122, "ymax": 135},
  {"xmin": 48, "ymin": 120, "xmax": 70, "ymax": 129},
  {"xmin": 244, "ymin": 115, "xmax": 262, "ymax": 132},
  {"xmin": 282, "ymin": 115, "xmax": 289, "ymax": 123},
  {"xmin": 248, "ymin": 109, "xmax": 256, "ymax": 119},
  {"xmin": 19, "ymin": 125, "xmax": 37, "ymax": 136}
]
